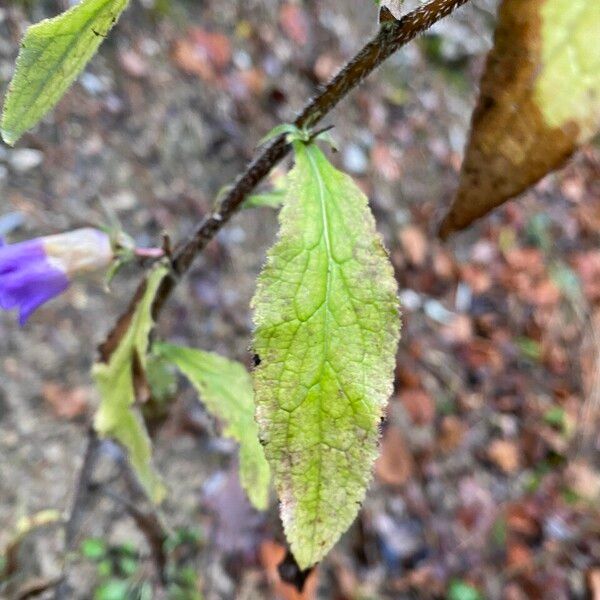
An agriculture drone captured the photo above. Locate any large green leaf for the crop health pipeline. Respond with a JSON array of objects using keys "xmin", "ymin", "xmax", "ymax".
[
  {"xmin": 154, "ymin": 342, "xmax": 271, "ymax": 511},
  {"xmin": 252, "ymin": 142, "xmax": 400, "ymax": 568},
  {"xmin": 1, "ymin": 0, "xmax": 129, "ymax": 145},
  {"xmin": 93, "ymin": 264, "xmax": 168, "ymax": 503}
]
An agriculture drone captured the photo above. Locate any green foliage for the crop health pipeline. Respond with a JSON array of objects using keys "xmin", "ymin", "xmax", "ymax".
[
  {"xmin": 94, "ymin": 580, "xmax": 132, "ymax": 600},
  {"xmin": 81, "ymin": 529, "xmax": 203, "ymax": 600},
  {"xmin": 81, "ymin": 539, "xmax": 144, "ymax": 600},
  {"xmin": 1, "ymin": 0, "xmax": 129, "ymax": 145},
  {"xmin": 93, "ymin": 264, "xmax": 169, "ymax": 503},
  {"xmin": 252, "ymin": 141, "xmax": 400, "ymax": 568},
  {"xmin": 516, "ymin": 337, "xmax": 541, "ymax": 362},
  {"xmin": 543, "ymin": 406, "xmax": 566, "ymax": 430},
  {"xmin": 447, "ymin": 580, "xmax": 483, "ymax": 600},
  {"xmin": 154, "ymin": 342, "xmax": 271, "ymax": 511},
  {"xmin": 81, "ymin": 537, "xmax": 108, "ymax": 560},
  {"xmin": 243, "ymin": 189, "xmax": 286, "ymax": 210}
]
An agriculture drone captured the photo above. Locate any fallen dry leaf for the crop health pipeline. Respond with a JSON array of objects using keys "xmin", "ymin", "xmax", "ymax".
[
  {"xmin": 172, "ymin": 28, "xmax": 231, "ymax": 81},
  {"xmin": 506, "ymin": 540, "xmax": 533, "ymax": 571},
  {"xmin": 437, "ymin": 415, "xmax": 465, "ymax": 453},
  {"xmin": 279, "ymin": 4, "xmax": 310, "ymax": 46},
  {"xmin": 118, "ymin": 49, "xmax": 148, "ymax": 79},
  {"xmin": 260, "ymin": 540, "xmax": 318, "ymax": 600},
  {"xmin": 586, "ymin": 568, "xmax": 600, "ymax": 600},
  {"xmin": 399, "ymin": 389, "xmax": 435, "ymax": 425},
  {"xmin": 375, "ymin": 425, "xmax": 414, "ymax": 486},
  {"xmin": 506, "ymin": 502, "xmax": 542, "ymax": 541},
  {"xmin": 565, "ymin": 461, "xmax": 600, "ymax": 502},
  {"xmin": 42, "ymin": 383, "xmax": 88, "ymax": 419},
  {"xmin": 399, "ymin": 225, "xmax": 428, "ymax": 267},
  {"xmin": 574, "ymin": 251, "xmax": 600, "ymax": 303},
  {"xmin": 371, "ymin": 142, "xmax": 402, "ymax": 182},
  {"xmin": 487, "ymin": 438, "xmax": 521, "ymax": 473}
]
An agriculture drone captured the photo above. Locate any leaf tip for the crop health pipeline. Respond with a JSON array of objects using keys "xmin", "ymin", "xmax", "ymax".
[
  {"xmin": 438, "ymin": 215, "xmax": 454, "ymax": 240},
  {"xmin": 1, "ymin": 126, "xmax": 17, "ymax": 147}
]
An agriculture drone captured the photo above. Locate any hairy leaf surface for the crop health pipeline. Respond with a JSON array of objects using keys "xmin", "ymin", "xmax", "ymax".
[
  {"xmin": 93, "ymin": 264, "xmax": 167, "ymax": 503},
  {"xmin": 252, "ymin": 142, "xmax": 400, "ymax": 568},
  {"xmin": 1, "ymin": 0, "xmax": 129, "ymax": 145},
  {"xmin": 154, "ymin": 342, "xmax": 271, "ymax": 510},
  {"xmin": 439, "ymin": 0, "xmax": 600, "ymax": 238}
]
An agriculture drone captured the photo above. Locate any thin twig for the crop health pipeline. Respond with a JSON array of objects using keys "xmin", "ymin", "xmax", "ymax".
[
  {"xmin": 120, "ymin": 462, "xmax": 171, "ymax": 582},
  {"xmin": 54, "ymin": 429, "xmax": 102, "ymax": 600},
  {"xmin": 100, "ymin": 486, "xmax": 170, "ymax": 584},
  {"xmin": 98, "ymin": 0, "xmax": 470, "ymax": 362}
]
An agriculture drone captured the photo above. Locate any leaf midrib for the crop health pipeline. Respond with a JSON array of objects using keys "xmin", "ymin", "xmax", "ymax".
[{"xmin": 304, "ymin": 143, "xmax": 334, "ymax": 562}]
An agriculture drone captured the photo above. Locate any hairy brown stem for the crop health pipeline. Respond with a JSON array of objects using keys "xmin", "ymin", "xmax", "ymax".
[{"xmin": 98, "ymin": 0, "xmax": 470, "ymax": 361}]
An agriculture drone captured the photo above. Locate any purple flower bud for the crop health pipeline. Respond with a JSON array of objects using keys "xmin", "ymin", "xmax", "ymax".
[{"xmin": 0, "ymin": 228, "xmax": 113, "ymax": 324}]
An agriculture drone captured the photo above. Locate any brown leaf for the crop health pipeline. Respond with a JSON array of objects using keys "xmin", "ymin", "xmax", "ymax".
[
  {"xmin": 375, "ymin": 425, "xmax": 414, "ymax": 486},
  {"xmin": 440, "ymin": 314, "xmax": 473, "ymax": 345},
  {"xmin": 42, "ymin": 383, "xmax": 88, "ymax": 419},
  {"xmin": 279, "ymin": 4, "xmax": 310, "ymax": 46},
  {"xmin": 506, "ymin": 540, "xmax": 533, "ymax": 572},
  {"xmin": 438, "ymin": 0, "xmax": 584, "ymax": 238},
  {"xmin": 586, "ymin": 568, "xmax": 600, "ymax": 600},
  {"xmin": 437, "ymin": 415, "xmax": 465, "ymax": 453},
  {"xmin": 565, "ymin": 461, "xmax": 600, "ymax": 502},
  {"xmin": 487, "ymin": 438, "xmax": 521, "ymax": 473},
  {"xmin": 313, "ymin": 53, "xmax": 341, "ymax": 83},
  {"xmin": 260, "ymin": 540, "xmax": 318, "ymax": 600},
  {"xmin": 118, "ymin": 49, "xmax": 148, "ymax": 78},
  {"xmin": 398, "ymin": 225, "xmax": 428, "ymax": 267},
  {"xmin": 459, "ymin": 264, "xmax": 491, "ymax": 294},
  {"xmin": 506, "ymin": 502, "xmax": 542, "ymax": 542},
  {"xmin": 574, "ymin": 251, "xmax": 600, "ymax": 302},
  {"xmin": 171, "ymin": 28, "xmax": 231, "ymax": 81},
  {"xmin": 371, "ymin": 143, "xmax": 402, "ymax": 182},
  {"xmin": 432, "ymin": 248, "xmax": 456, "ymax": 280},
  {"xmin": 399, "ymin": 389, "xmax": 435, "ymax": 425}
]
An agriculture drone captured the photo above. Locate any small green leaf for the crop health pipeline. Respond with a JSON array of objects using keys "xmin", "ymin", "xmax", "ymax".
[
  {"xmin": 118, "ymin": 556, "xmax": 138, "ymax": 577},
  {"xmin": 93, "ymin": 264, "xmax": 168, "ymax": 503},
  {"xmin": 516, "ymin": 337, "xmax": 541, "ymax": 362},
  {"xmin": 243, "ymin": 189, "xmax": 286, "ymax": 210},
  {"xmin": 97, "ymin": 560, "xmax": 113, "ymax": 578},
  {"xmin": 259, "ymin": 123, "xmax": 306, "ymax": 146},
  {"xmin": 81, "ymin": 537, "xmax": 107, "ymax": 560},
  {"xmin": 544, "ymin": 406, "xmax": 565, "ymax": 429},
  {"xmin": 447, "ymin": 580, "xmax": 483, "ymax": 600},
  {"xmin": 94, "ymin": 579, "xmax": 130, "ymax": 600},
  {"xmin": 1, "ymin": 0, "xmax": 129, "ymax": 145},
  {"xmin": 154, "ymin": 342, "xmax": 271, "ymax": 511},
  {"xmin": 252, "ymin": 142, "xmax": 400, "ymax": 568}
]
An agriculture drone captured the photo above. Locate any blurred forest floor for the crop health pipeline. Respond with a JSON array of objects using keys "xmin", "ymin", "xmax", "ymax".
[{"xmin": 1, "ymin": 0, "xmax": 600, "ymax": 598}]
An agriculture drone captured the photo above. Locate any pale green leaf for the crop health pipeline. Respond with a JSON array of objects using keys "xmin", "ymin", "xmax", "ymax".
[
  {"xmin": 93, "ymin": 264, "xmax": 168, "ymax": 503},
  {"xmin": 252, "ymin": 142, "xmax": 400, "ymax": 568},
  {"xmin": 243, "ymin": 189, "xmax": 285, "ymax": 210},
  {"xmin": 1, "ymin": 0, "xmax": 129, "ymax": 145},
  {"xmin": 154, "ymin": 342, "xmax": 271, "ymax": 511},
  {"xmin": 535, "ymin": 0, "xmax": 600, "ymax": 141}
]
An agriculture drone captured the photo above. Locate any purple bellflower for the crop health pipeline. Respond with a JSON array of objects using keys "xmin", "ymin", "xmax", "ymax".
[{"xmin": 0, "ymin": 228, "xmax": 113, "ymax": 324}]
